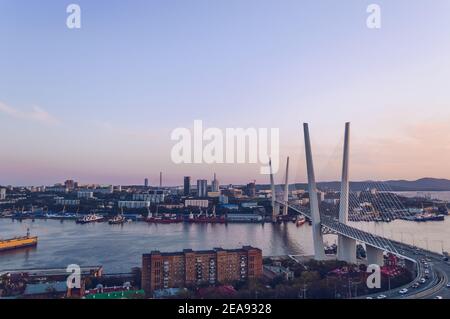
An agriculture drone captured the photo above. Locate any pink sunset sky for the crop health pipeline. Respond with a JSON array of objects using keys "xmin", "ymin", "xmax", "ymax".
[{"xmin": 1, "ymin": 1, "xmax": 450, "ymax": 186}]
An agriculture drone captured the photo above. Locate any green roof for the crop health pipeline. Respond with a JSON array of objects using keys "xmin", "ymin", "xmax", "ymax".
[{"xmin": 85, "ymin": 290, "xmax": 145, "ymax": 299}]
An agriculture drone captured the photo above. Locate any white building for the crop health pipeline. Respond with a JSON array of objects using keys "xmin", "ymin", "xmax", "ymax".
[
  {"xmin": 0, "ymin": 188, "xmax": 6, "ymax": 200},
  {"xmin": 118, "ymin": 201, "xmax": 151, "ymax": 208},
  {"xmin": 132, "ymin": 191, "xmax": 165, "ymax": 203},
  {"xmin": 55, "ymin": 198, "xmax": 80, "ymax": 206},
  {"xmin": 185, "ymin": 199, "xmax": 209, "ymax": 208},
  {"xmin": 207, "ymin": 191, "xmax": 220, "ymax": 198},
  {"xmin": 77, "ymin": 191, "xmax": 94, "ymax": 199}
]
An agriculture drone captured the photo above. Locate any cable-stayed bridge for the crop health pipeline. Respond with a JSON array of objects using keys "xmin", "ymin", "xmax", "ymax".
[
  {"xmin": 269, "ymin": 122, "xmax": 450, "ymax": 298},
  {"xmin": 275, "ymin": 202, "xmax": 407, "ymax": 260},
  {"xmin": 270, "ymin": 123, "xmax": 425, "ymax": 264}
]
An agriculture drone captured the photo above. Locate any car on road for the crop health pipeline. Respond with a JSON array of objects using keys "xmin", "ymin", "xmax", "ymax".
[
  {"xmin": 424, "ymin": 269, "xmax": 430, "ymax": 274},
  {"xmin": 398, "ymin": 288, "xmax": 408, "ymax": 294},
  {"xmin": 446, "ymin": 283, "xmax": 450, "ymax": 288},
  {"xmin": 366, "ymin": 297, "xmax": 373, "ymax": 299},
  {"xmin": 411, "ymin": 283, "xmax": 420, "ymax": 289},
  {"xmin": 434, "ymin": 296, "xmax": 443, "ymax": 299},
  {"xmin": 420, "ymin": 278, "xmax": 427, "ymax": 284},
  {"xmin": 377, "ymin": 294, "xmax": 387, "ymax": 299}
]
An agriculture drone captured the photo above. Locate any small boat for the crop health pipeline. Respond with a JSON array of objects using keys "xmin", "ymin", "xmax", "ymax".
[
  {"xmin": 108, "ymin": 214, "xmax": 126, "ymax": 225},
  {"xmin": 109, "ymin": 208, "xmax": 127, "ymax": 225},
  {"xmin": 296, "ymin": 216, "xmax": 306, "ymax": 227},
  {"xmin": 414, "ymin": 212, "xmax": 445, "ymax": 222},
  {"xmin": 76, "ymin": 213, "xmax": 104, "ymax": 224}
]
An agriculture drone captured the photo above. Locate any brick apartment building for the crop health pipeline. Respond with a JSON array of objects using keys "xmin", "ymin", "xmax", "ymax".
[{"xmin": 142, "ymin": 246, "xmax": 262, "ymax": 294}]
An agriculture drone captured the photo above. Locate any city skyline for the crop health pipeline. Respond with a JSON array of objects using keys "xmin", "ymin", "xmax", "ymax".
[{"xmin": 2, "ymin": 0, "xmax": 450, "ymax": 185}]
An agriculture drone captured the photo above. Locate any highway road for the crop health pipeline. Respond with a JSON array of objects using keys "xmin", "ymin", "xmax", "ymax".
[{"xmin": 363, "ymin": 241, "xmax": 450, "ymax": 299}]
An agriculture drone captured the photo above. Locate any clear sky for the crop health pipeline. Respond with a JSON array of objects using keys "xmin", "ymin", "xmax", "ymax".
[{"xmin": 1, "ymin": 0, "xmax": 450, "ymax": 186}]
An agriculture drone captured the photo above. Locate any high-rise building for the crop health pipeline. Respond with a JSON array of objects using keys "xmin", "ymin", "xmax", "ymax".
[
  {"xmin": 159, "ymin": 172, "xmax": 162, "ymax": 188},
  {"xmin": 64, "ymin": 180, "xmax": 76, "ymax": 190},
  {"xmin": 0, "ymin": 188, "xmax": 6, "ymax": 200},
  {"xmin": 245, "ymin": 182, "xmax": 256, "ymax": 197},
  {"xmin": 211, "ymin": 173, "xmax": 219, "ymax": 192},
  {"xmin": 197, "ymin": 179, "xmax": 208, "ymax": 197},
  {"xmin": 141, "ymin": 246, "xmax": 262, "ymax": 294},
  {"xmin": 144, "ymin": 178, "xmax": 149, "ymax": 187},
  {"xmin": 183, "ymin": 176, "xmax": 191, "ymax": 196}
]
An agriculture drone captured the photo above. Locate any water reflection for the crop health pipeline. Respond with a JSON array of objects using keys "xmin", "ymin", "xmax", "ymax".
[
  {"xmin": 2, "ymin": 217, "xmax": 449, "ymax": 272},
  {"xmin": 0, "ymin": 219, "xmax": 314, "ymax": 272}
]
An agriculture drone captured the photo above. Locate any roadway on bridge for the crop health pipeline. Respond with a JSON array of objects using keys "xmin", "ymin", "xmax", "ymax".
[
  {"xmin": 282, "ymin": 201, "xmax": 450, "ymax": 299},
  {"xmin": 393, "ymin": 243, "xmax": 450, "ymax": 299}
]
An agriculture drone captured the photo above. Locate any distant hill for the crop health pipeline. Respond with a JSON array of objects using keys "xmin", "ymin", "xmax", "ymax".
[
  {"xmin": 381, "ymin": 178, "xmax": 450, "ymax": 191},
  {"xmin": 258, "ymin": 178, "xmax": 450, "ymax": 192}
]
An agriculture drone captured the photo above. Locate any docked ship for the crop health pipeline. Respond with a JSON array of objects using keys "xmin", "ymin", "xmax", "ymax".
[
  {"xmin": 146, "ymin": 211, "xmax": 183, "ymax": 224},
  {"xmin": 414, "ymin": 212, "xmax": 445, "ymax": 222},
  {"xmin": 76, "ymin": 213, "xmax": 104, "ymax": 224},
  {"xmin": 186, "ymin": 207, "xmax": 226, "ymax": 224},
  {"xmin": 45, "ymin": 206, "xmax": 79, "ymax": 220},
  {"xmin": 0, "ymin": 229, "xmax": 38, "ymax": 252},
  {"xmin": 12, "ymin": 207, "xmax": 34, "ymax": 220},
  {"xmin": 108, "ymin": 214, "xmax": 127, "ymax": 225}
]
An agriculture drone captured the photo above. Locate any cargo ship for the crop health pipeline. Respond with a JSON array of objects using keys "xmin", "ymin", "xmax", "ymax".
[
  {"xmin": 186, "ymin": 211, "xmax": 226, "ymax": 224},
  {"xmin": 76, "ymin": 213, "xmax": 104, "ymax": 224},
  {"xmin": 146, "ymin": 213, "xmax": 183, "ymax": 224},
  {"xmin": 0, "ymin": 229, "xmax": 38, "ymax": 252}
]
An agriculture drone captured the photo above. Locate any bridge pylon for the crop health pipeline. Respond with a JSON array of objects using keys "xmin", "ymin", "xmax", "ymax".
[
  {"xmin": 269, "ymin": 158, "xmax": 280, "ymax": 222},
  {"xmin": 303, "ymin": 123, "xmax": 326, "ymax": 260},
  {"xmin": 283, "ymin": 157, "xmax": 289, "ymax": 216},
  {"xmin": 337, "ymin": 122, "xmax": 357, "ymax": 263}
]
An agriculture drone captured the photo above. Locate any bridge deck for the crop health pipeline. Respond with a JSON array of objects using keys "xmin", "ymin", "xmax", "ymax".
[{"xmin": 278, "ymin": 201, "xmax": 415, "ymax": 261}]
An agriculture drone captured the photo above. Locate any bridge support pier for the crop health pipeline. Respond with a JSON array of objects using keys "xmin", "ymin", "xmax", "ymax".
[
  {"xmin": 337, "ymin": 235, "xmax": 357, "ymax": 263},
  {"xmin": 272, "ymin": 203, "xmax": 280, "ymax": 222},
  {"xmin": 366, "ymin": 245, "xmax": 384, "ymax": 266}
]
